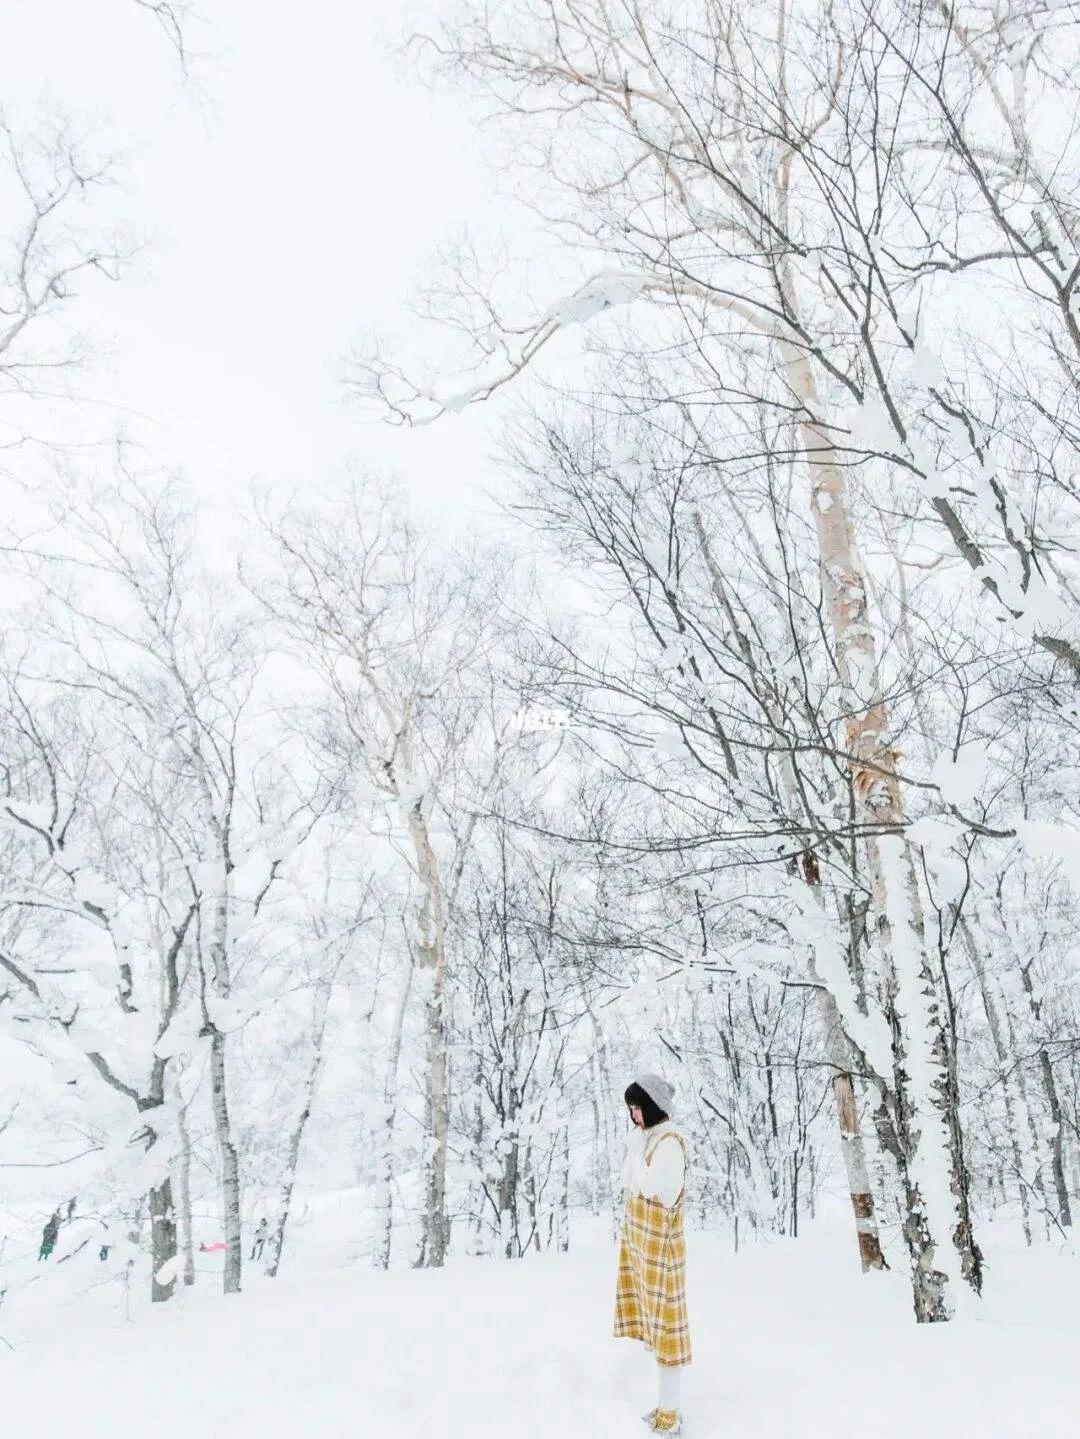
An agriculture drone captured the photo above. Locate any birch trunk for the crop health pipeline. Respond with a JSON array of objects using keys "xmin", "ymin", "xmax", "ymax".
[
  {"xmin": 590, "ymin": 1083, "xmax": 604, "ymax": 1219},
  {"xmin": 468, "ymin": 1055, "xmax": 486, "ymax": 1257},
  {"xmin": 694, "ymin": 511, "xmax": 887, "ymax": 1273},
  {"xmin": 267, "ymin": 984, "xmax": 331, "ymax": 1278},
  {"xmin": 149, "ymin": 1174, "xmax": 177, "ymax": 1304},
  {"xmin": 781, "ymin": 343, "xmax": 982, "ymax": 1319},
  {"xmin": 209, "ymin": 1028, "xmax": 243, "ymax": 1294},
  {"xmin": 959, "ymin": 919, "xmax": 1033, "ymax": 1243},
  {"xmin": 1019, "ymin": 960, "xmax": 1073, "ymax": 1227},
  {"xmin": 804, "ymin": 927, "xmax": 888, "ymax": 1274},
  {"xmin": 499, "ymin": 1138, "xmax": 522, "ymax": 1258},
  {"xmin": 558, "ymin": 1125, "xmax": 570, "ymax": 1254},
  {"xmin": 374, "ymin": 953, "xmax": 415, "ymax": 1270},
  {"xmin": 581, "ymin": 998, "xmax": 616, "ymax": 1226},
  {"xmin": 1001, "ymin": 1001, "xmax": 1048, "ymax": 1216},
  {"xmin": 201, "ymin": 875, "xmax": 244, "ymax": 1295},
  {"xmin": 176, "ymin": 1104, "xmax": 196, "ymax": 1286},
  {"xmin": 800, "ymin": 855, "xmax": 888, "ymax": 1272},
  {"xmin": 834, "ymin": 1067, "xmax": 887, "ymax": 1267},
  {"xmin": 407, "ymin": 803, "xmax": 451, "ymax": 1268}
]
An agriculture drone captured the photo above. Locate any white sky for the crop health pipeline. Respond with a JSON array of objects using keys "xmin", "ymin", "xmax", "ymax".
[{"xmin": 0, "ymin": 0, "xmax": 504, "ymax": 528}]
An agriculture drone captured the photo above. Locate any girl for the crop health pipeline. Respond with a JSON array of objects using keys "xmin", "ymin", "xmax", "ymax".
[{"xmin": 613, "ymin": 1074, "xmax": 691, "ymax": 1434}]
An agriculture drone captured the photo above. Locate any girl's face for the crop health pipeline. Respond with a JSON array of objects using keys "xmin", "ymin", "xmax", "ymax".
[{"xmin": 629, "ymin": 1104, "xmax": 644, "ymax": 1128}]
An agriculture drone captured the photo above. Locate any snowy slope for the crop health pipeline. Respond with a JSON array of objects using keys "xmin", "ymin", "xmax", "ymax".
[{"xmin": 3, "ymin": 1207, "xmax": 1074, "ymax": 1438}]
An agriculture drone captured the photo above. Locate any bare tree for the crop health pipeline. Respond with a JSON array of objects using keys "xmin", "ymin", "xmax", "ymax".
[
  {"xmin": 252, "ymin": 475, "xmax": 508, "ymax": 1268},
  {"xmin": 347, "ymin": 0, "xmax": 1051, "ymax": 1318},
  {"xmin": 0, "ymin": 682, "xmax": 197, "ymax": 1303}
]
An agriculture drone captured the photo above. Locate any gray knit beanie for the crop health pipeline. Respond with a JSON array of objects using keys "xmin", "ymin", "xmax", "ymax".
[{"xmin": 636, "ymin": 1072, "xmax": 675, "ymax": 1117}]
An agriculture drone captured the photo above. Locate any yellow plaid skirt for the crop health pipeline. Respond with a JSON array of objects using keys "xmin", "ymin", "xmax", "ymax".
[{"xmin": 613, "ymin": 1190, "xmax": 692, "ymax": 1367}]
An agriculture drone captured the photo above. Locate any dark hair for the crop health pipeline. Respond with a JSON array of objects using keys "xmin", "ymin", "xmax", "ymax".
[{"xmin": 624, "ymin": 1082, "xmax": 668, "ymax": 1129}]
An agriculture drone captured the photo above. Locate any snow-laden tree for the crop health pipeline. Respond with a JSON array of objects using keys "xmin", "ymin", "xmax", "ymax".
[
  {"xmin": 1, "ymin": 471, "xmax": 326, "ymax": 1301},
  {"xmin": 344, "ymin": 0, "xmax": 1080, "ymax": 1320},
  {"xmin": 250, "ymin": 475, "xmax": 515, "ymax": 1268}
]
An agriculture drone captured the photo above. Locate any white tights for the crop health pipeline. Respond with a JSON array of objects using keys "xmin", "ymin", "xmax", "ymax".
[{"xmin": 657, "ymin": 1362, "xmax": 684, "ymax": 1412}]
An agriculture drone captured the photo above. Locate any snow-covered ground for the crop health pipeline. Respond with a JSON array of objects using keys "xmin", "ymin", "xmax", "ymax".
[{"xmin": 3, "ymin": 1201, "xmax": 1074, "ymax": 1437}]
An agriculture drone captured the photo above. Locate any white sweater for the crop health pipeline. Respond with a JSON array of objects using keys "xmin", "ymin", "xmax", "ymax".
[{"xmin": 620, "ymin": 1121, "xmax": 686, "ymax": 1209}]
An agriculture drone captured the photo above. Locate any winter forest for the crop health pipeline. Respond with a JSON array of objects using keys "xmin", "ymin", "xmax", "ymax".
[{"xmin": 2, "ymin": 2, "xmax": 1080, "ymax": 1435}]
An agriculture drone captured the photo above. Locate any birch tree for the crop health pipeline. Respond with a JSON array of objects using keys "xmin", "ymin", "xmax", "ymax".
[
  {"xmin": 252, "ymin": 476, "xmax": 508, "ymax": 1268},
  {"xmin": 11, "ymin": 470, "xmax": 321, "ymax": 1295},
  {"xmin": 350, "ymin": 0, "xmax": 1032, "ymax": 1318},
  {"xmin": 0, "ymin": 677, "xmax": 196, "ymax": 1303}
]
